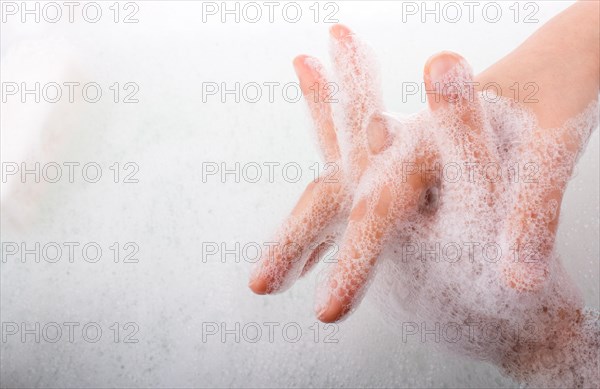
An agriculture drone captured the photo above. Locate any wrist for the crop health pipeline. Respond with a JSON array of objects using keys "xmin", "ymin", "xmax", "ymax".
[
  {"xmin": 474, "ymin": 1, "xmax": 599, "ymax": 128},
  {"xmin": 502, "ymin": 308, "xmax": 599, "ymax": 387}
]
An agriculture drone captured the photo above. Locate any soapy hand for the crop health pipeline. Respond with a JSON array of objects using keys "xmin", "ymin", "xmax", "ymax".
[
  {"xmin": 249, "ymin": 24, "xmax": 593, "ymax": 320},
  {"xmin": 248, "ymin": 24, "xmax": 599, "ymax": 387}
]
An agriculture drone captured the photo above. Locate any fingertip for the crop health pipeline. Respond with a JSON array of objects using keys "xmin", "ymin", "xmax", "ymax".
[
  {"xmin": 248, "ymin": 276, "xmax": 269, "ymax": 295},
  {"xmin": 424, "ymin": 51, "xmax": 470, "ymax": 111},
  {"xmin": 293, "ymin": 55, "xmax": 325, "ymax": 95},
  {"xmin": 329, "ymin": 23, "xmax": 353, "ymax": 40},
  {"xmin": 293, "ymin": 54, "xmax": 310, "ymax": 70},
  {"xmin": 292, "ymin": 54, "xmax": 311, "ymax": 78},
  {"xmin": 317, "ymin": 296, "xmax": 346, "ymax": 323},
  {"xmin": 424, "ymin": 51, "xmax": 464, "ymax": 80}
]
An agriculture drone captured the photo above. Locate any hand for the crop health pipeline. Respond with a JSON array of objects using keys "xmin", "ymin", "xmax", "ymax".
[
  {"xmin": 248, "ymin": 22, "xmax": 598, "ymax": 387},
  {"xmin": 248, "ymin": 20, "xmax": 592, "ymax": 315}
]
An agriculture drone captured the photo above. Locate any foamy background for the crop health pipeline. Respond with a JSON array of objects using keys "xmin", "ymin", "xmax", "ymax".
[{"xmin": 1, "ymin": 1, "xmax": 598, "ymax": 387}]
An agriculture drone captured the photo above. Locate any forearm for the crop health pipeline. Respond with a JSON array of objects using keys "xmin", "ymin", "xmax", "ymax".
[{"xmin": 475, "ymin": 0, "xmax": 600, "ymax": 128}]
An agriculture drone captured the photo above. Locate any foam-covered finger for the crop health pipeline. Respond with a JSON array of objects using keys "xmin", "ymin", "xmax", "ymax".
[
  {"xmin": 330, "ymin": 24, "xmax": 382, "ymax": 113},
  {"xmin": 501, "ymin": 190, "xmax": 556, "ymax": 292},
  {"xmin": 329, "ymin": 24, "xmax": 383, "ymax": 172},
  {"xmin": 504, "ymin": 104, "xmax": 600, "ymax": 292},
  {"xmin": 501, "ymin": 127, "xmax": 574, "ymax": 292},
  {"xmin": 314, "ymin": 155, "xmax": 428, "ymax": 322},
  {"xmin": 315, "ymin": 182, "xmax": 403, "ymax": 322},
  {"xmin": 424, "ymin": 52, "xmax": 480, "ymax": 119},
  {"xmin": 293, "ymin": 55, "xmax": 340, "ymax": 163},
  {"xmin": 424, "ymin": 52, "xmax": 492, "ymax": 163},
  {"xmin": 249, "ymin": 181, "xmax": 343, "ymax": 294}
]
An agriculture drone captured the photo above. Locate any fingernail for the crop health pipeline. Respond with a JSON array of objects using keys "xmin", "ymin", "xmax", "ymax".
[
  {"xmin": 425, "ymin": 53, "xmax": 467, "ymax": 110},
  {"xmin": 428, "ymin": 59, "xmax": 448, "ymax": 85}
]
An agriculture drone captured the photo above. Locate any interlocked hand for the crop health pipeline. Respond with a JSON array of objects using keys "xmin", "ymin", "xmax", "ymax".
[{"xmin": 248, "ymin": 29, "xmax": 597, "ymax": 387}]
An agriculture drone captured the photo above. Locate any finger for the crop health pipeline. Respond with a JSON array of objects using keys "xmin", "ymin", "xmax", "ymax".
[
  {"xmin": 329, "ymin": 24, "xmax": 384, "ymax": 178},
  {"xmin": 502, "ymin": 185, "xmax": 555, "ymax": 291},
  {"xmin": 316, "ymin": 171, "xmax": 423, "ymax": 322},
  {"xmin": 249, "ymin": 180, "xmax": 343, "ymax": 294},
  {"xmin": 424, "ymin": 52, "xmax": 495, "ymax": 166},
  {"xmin": 293, "ymin": 55, "xmax": 341, "ymax": 163},
  {"xmin": 300, "ymin": 239, "xmax": 336, "ymax": 277},
  {"xmin": 501, "ymin": 123, "xmax": 582, "ymax": 292}
]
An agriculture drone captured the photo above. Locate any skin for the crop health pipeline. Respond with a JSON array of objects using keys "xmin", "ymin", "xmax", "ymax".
[
  {"xmin": 475, "ymin": 0, "xmax": 599, "ymax": 129},
  {"xmin": 248, "ymin": 1, "xmax": 599, "ymax": 384}
]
